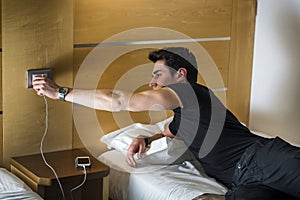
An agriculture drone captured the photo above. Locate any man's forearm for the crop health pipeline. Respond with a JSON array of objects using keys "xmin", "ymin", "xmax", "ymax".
[
  {"xmin": 146, "ymin": 127, "xmax": 175, "ymax": 146},
  {"xmin": 65, "ymin": 88, "xmax": 130, "ymax": 111},
  {"xmin": 146, "ymin": 133, "xmax": 165, "ymax": 146}
]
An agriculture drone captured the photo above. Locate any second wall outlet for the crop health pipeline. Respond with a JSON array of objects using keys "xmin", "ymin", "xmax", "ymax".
[{"xmin": 26, "ymin": 69, "xmax": 52, "ymax": 88}]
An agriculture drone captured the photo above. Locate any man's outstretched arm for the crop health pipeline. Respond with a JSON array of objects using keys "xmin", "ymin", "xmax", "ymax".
[{"xmin": 32, "ymin": 77, "xmax": 181, "ymax": 112}]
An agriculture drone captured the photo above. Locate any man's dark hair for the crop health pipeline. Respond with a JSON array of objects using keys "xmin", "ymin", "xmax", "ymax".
[{"xmin": 148, "ymin": 47, "xmax": 198, "ymax": 83}]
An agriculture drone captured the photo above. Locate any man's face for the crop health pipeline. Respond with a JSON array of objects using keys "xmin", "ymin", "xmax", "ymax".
[{"xmin": 149, "ymin": 60, "xmax": 178, "ymax": 90}]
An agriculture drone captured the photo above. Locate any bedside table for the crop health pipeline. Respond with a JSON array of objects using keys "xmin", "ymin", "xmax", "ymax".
[{"xmin": 10, "ymin": 149, "xmax": 109, "ymax": 200}]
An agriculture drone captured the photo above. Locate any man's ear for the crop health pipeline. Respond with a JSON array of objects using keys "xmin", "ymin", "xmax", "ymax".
[{"xmin": 177, "ymin": 68, "xmax": 187, "ymax": 80}]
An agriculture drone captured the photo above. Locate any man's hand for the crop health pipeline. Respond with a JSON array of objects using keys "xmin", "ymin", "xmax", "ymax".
[
  {"xmin": 126, "ymin": 137, "xmax": 148, "ymax": 167},
  {"xmin": 32, "ymin": 77, "xmax": 60, "ymax": 99}
]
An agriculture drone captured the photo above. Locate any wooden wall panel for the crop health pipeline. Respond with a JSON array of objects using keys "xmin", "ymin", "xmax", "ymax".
[
  {"xmin": 199, "ymin": 41, "xmax": 230, "ymax": 88},
  {"xmin": 227, "ymin": 0, "xmax": 257, "ymax": 124},
  {"xmin": 2, "ymin": 0, "xmax": 73, "ymax": 168},
  {"xmin": 74, "ymin": 0, "xmax": 232, "ymax": 44},
  {"xmin": 0, "ymin": 115, "xmax": 2, "ymax": 167},
  {"xmin": 0, "ymin": 52, "xmax": 2, "ymax": 166},
  {"xmin": 0, "ymin": 0, "xmax": 3, "ymax": 166},
  {"xmin": 0, "ymin": 0, "xmax": 256, "ymax": 164},
  {"xmin": 72, "ymin": 48, "xmax": 91, "ymax": 149},
  {"xmin": 72, "ymin": 40, "xmax": 230, "ymax": 136},
  {"xmin": 0, "ymin": 0, "xmax": 2, "ymax": 48}
]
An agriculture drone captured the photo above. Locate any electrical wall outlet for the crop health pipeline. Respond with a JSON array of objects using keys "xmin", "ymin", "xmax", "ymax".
[{"xmin": 26, "ymin": 69, "xmax": 52, "ymax": 88}]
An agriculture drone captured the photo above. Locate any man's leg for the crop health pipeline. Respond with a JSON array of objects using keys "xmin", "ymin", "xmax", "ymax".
[
  {"xmin": 232, "ymin": 137, "xmax": 300, "ymax": 199},
  {"xmin": 255, "ymin": 137, "xmax": 300, "ymax": 198},
  {"xmin": 225, "ymin": 184, "xmax": 298, "ymax": 200}
]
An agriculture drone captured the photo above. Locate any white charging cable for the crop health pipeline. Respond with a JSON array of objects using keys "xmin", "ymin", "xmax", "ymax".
[
  {"xmin": 40, "ymin": 96, "xmax": 65, "ymax": 200},
  {"xmin": 70, "ymin": 165, "xmax": 87, "ymax": 200}
]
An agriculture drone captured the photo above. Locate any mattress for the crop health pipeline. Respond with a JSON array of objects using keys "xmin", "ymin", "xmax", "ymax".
[
  {"xmin": 0, "ymin": 168, "xmax": 42, "ymax": 200},
  {"xmin": 98, "ymin": 150, "xmax": 227, "ymax": 200}
]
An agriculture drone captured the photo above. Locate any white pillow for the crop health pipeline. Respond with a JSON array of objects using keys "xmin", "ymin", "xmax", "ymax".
[
  {"xmin": 100, "ymin": 117, "xmax": 172, "ymax": 154},
  {"xmin": 100, "ymin": 117, "xmax": 195, "ymax": 165},
  {"xmin": 0, "ymin": 168, "xmax": 43, "ymax": 199},
  {"xmin": 0, "ymin": 168, "xmax": 32, "ymax": 192},
  {"xmin": 136, "ymin": 137, "xmax": 195, "ymax": 165}
]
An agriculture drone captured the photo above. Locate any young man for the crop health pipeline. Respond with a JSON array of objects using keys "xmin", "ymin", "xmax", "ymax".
[{"xmin": 33, "ymin": 47, "xmax": 300, "ymax": 200}]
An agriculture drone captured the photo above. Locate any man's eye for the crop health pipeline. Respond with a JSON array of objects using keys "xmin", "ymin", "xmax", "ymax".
[{"xmin": 155, "ymin": 74, "xmax": 161, "ymax": 78}]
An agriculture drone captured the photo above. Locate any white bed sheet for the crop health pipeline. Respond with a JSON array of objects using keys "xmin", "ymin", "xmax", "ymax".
[
  {"xmin": 0, "ymin": 168, "xmax": 42, "ymax": 200},
  {"xmin": 98, "ymin": 150, "xmax": 227, "ymax": 200}
]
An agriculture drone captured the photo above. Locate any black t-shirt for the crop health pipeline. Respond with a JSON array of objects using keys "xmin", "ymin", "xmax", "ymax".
[{"xmin": 167, "ymin": 83, "xmax": 264, "ymax": 187}]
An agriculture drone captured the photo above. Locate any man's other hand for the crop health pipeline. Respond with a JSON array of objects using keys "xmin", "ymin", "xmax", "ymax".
[{"xmin": 126, "ymin": 137, "xmax": 147, "ymax": 167}]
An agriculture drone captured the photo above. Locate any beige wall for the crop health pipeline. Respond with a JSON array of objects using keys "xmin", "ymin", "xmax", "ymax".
[{"xmin": 250, "ymin": 0, "xmax": 300, "ymax": 145}]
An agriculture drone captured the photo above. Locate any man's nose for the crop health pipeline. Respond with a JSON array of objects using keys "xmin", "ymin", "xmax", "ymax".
[
  {"xmin": 149, "ymin": 82, "xmax": 156, "ymax": 88},
  {"xmin": 149, "ymin": 77, "xmax": 156, "ymax": 87}
]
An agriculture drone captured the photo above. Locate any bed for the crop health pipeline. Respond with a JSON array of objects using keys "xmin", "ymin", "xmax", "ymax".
[
  {"xmin": 99, "ymin": 117, "xmax": 228, "ymax": 200},
  {"xmin": 0, "ymin": 168, "xmax": 42, "ymax": 200}
]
